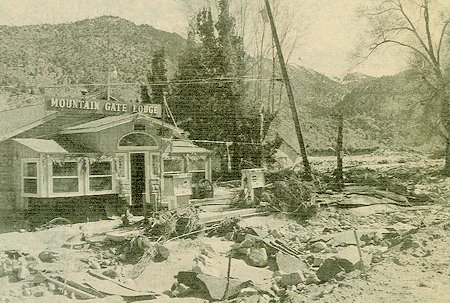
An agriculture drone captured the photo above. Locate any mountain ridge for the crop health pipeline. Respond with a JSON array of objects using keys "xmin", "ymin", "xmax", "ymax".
[{"xmin": 0, "ymin": 16, "xmax": 439, "ymax": 153}]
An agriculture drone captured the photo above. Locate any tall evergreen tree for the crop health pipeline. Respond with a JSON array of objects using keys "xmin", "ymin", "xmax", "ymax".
[
  {"xmin": 140, "ymin": 83, "xmax": 151, "ymax": 104},
  {"xmin": 172, "ymin": 0, "xmax": 275, "ymax": 172},
  {"xmin": 148, "ymin": 48, "xmax": 168, "ymax": 105}
]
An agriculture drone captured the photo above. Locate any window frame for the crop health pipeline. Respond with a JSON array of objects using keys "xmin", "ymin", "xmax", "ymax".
[
  {"xmin": 117, "ymin": 132, "xmax": 158, "ymax": 151},
  {"xmin": 87, "ymin": 159, "xmax": 116, "ymax": 195},
  {"xmin": 21, "ymin": 159, "xmax": 40, "ymax": 197},
  {"xmin": 49, "ymin": 159, "xmax": 83, "ymax": 197},
  {"xmin": 163, "ymin": 157, "xmax": 184, "ymax": 175}
]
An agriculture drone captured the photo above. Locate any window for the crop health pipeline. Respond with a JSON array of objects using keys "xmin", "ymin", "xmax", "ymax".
[
  {"xmin": 133, "ymin": 124, "xmax": 146, "ymax": 131},
  {"xmin": 89, "ymin": 161, "xmax": 113, "ymax": 192},
  {"xmin": 118, "ymin": 133, "xmax": 157, "ymax": 147},
  {"xmin": 163, "ymin": 158, "xmax": 183, "ymax": 174},
  {"xmin": 189, "ymin": 158, "xmax": 206, "ymax": 172},
  {"xmin": 52, "ymin": 161, "xmax": 79, "ymax": 193},
  {"xmin": 22, "ymin": 161, "xmax": 38, "ymax": 194}
]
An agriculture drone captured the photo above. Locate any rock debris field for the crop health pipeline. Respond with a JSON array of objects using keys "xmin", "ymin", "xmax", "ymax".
[{"xmin": 0, "ymin": 153, "xmax": 448, "ymax": 303}]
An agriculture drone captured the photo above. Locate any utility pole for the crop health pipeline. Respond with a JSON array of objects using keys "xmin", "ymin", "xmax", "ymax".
[
  {"xmin": 263, "ymin": 0, "xmax": 312, "ymax": 179},
  {"xmin": 336, "ymin": 114, "xmax": 344, "ymax": 188}
]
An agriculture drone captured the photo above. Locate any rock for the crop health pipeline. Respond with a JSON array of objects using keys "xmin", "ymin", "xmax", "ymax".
[
  {"xmin": 33, "ymin": 272, "xmax": 46, "ymax": 284},
  {"xmin": 284, "ymin": 290, "xmax": 307, "ymax": 303},
  {"xmin": 33, "ymin": 286, "xmax": 46, "ymax": 297},
  {"xmin": 276, "ymin": 253, "xmax": 309, "ymax": 273},
  {"xmin": 239, "ymin": 295, "xmax": 268, "ymax": 303},
  {"xmin": 16, "ymin": 265, "xmax": 30, "ymax": 280},
  {"xmin": 271, "ymin": 283, "xmax": 281, "ymax": 294},
  {"xmin": 89, "ymin": 259, "xmax": 101, "ymax": 270},
  {"xmin": 313, "ymin": 257, "xmax": 324, "ymax": 267},
  {"xmin": 335, "ymin": 246, "xmax": 372, "ymax": 272},
  {"xmin": 224, "ymin": 232, "xmax": 234, "ymax": 241},
  {"xmin": 0, "ymin": 263, "xmax": 7, "ymax": 277},
  {"xmin": 269, "ymin": 229, "xmax": 283, "ymax": 239},
  {"xmin": 311, "ymin": 241, "xmax": 327, "ymax": 252},
  {"xmin": 238, "ymin": 247, "xmax": 251, "ymax": 255},
  {"xmin": 47, "ymin": 283, "xmax": 56, "ymax": 292},
  {"xmin": 240, "ymin": 236, "xmax": 257, "ymax": 249},
  {"xmin": 304, "ymin": 272, "xmax": 320, "ymax": 285},
  {"xmin": 238, "ymin": 287, "xmax": 259, "ymax": 297},
  {"xmin": 171, "ymin": 282, "xmax": 191, "ymax": 297},
  {"xmin": 156, "ymin": 244, "xmax": 170, "ymax": 261},
  {"xmin": 102, "ymin": 268, "xmax": 119, "ymax": 279},
  {"xmin": 400, "ymin": 239, "xmax": 421, "ymax": 251},
  {"xmin": 177, "ymin": 271, "xmax": 245, "ymax": 301},
  {"xmin": 38, "ymin": 251, "xmax": 60, "ymax": 263},
  {"xmin": 247, "ymin": 248, "xmax": 268, "ymax": 267},
  {"xmin": 316, "ymin": 258, "xmax": 345, "ymax": 282},
  {"xmin": 22, "ymin": 288, "xmax": 31, "ymax": 297},
  {"xmin": 278, "ymin": 271, "xmax": 305, "ymax": 287}
]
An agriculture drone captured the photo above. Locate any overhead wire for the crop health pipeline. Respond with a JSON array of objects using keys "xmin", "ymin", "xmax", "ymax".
[{"xmin": 0, "ymin": 76, "xmax": 281, "ymax": 90}]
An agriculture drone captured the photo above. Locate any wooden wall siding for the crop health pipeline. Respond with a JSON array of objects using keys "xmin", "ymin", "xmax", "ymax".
[{"xmin": 0, "ymin": 141, "xmax": 17, "ymax": 209}]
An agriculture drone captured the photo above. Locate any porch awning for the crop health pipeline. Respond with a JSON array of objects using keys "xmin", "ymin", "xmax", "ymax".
[
  {"xmin": 169, "ymin": 140, "xmax": 211, "ymax": 154},
  {"xmin": 13, "ymin": 138, "xmax": 68, "ymax": 154}
]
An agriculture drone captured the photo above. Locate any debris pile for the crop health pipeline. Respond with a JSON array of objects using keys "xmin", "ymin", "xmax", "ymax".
[
  {"xmin": 0, "ymin": 154, "xmax": 448, "ymax": 302},
  {"xmin": 264, "ymin": 170, "xmax": 322, "ymax": 219}
]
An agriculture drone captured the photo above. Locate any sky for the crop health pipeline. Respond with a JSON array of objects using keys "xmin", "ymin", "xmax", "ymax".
[{"xmin": 0, "ymin": 0, "xmax": 420, "ymax": 78}]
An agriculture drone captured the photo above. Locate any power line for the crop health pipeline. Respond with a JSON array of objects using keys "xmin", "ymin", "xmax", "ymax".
[{"xmin": 0, "ymin": 76, "xmax": 282, "ymax": 89}]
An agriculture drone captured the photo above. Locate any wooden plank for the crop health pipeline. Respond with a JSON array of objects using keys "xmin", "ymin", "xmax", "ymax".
[
  {"xmin": 88, "ymin": 270, "xmax": 157, "ymax": 295},
  {"xmin": 86, "ymin": 272, "xmax": 156, "ymax": 298},
  {"xmin": 44, "ymin": 275, "xmax": 97, "ymax": 299}
]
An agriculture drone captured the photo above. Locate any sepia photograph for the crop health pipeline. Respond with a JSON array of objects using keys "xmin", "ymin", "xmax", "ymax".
[{"xmin": 0, "ymin": 0, "xmax": 448, "ymax": 302}]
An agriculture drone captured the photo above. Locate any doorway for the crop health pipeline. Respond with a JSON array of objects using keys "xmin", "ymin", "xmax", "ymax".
[{"xmin": 130, "ymin": 153, "xmax": 146, "ymax": 206}]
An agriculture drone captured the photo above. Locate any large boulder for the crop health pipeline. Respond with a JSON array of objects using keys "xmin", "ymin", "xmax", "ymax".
[{"xmin": 247, "ymin": 248, "xmax": 268, "ymax": 267}]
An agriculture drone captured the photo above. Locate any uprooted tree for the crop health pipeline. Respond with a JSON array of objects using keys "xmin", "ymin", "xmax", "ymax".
[{"xmin": 357, "ymin": 0, "xmax": 450, "ymax": 175}]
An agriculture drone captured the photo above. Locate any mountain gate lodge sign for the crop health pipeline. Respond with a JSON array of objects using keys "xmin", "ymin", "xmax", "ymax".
[{"xmin": 47, "ymin": 97, "xmax": 162, "ymax": 117}]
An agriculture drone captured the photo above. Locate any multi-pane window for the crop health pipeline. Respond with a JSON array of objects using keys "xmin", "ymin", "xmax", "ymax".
[
  {"xmin": 89, "ymin": 161, "xmax": 113, "ymax": 192},
  {"xmin": 189, "ymin": 158, "xmax": 206, "ymax": 172},
  {"xmin": 163, "ymin": 158, "xmax": 183, "ymax": 174},
  {"xmin": 22, "ymin": 161, "xmax": 38, "ymax": 194},
  {"xmin": 52, "ymin": 161, "xmax": 79, "ymax": 193}
]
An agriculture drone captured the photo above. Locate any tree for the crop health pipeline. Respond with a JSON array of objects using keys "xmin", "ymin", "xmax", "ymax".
[
  {"xmin": 140, "ymin": 83, "xmax": 151, "ymax": 103},
  {"xmin": 148, "ymin": 48, "xmax": 168, "ymax": 105},
  {"xmin": 172, "ymin": 0, "xmax": 269, "ymax": 172},
  {"xmin": 358, "ymin": 0, "xmax": 450, "ymax": 175}
]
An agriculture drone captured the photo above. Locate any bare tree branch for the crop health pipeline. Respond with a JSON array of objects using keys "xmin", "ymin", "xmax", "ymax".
[
  {"xmin": 397, "ymin": 0, "xmax": 435, "ymax": 64},
  {"xmin": 437, "ymin": 19, "xmax": 450, "ymax": 63},
  {"xmin": 423, "ymin": 0, "xmax": 438, "ymax": 64},
  {"xmin": 366, "ymin": 7, "xmax": 400, "ymax": 16}
]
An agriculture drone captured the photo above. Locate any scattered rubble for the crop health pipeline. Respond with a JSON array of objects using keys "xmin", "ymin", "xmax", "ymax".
[{"xmin": 0, "ymin": 157, "xmax": 448, "ymax": 302}]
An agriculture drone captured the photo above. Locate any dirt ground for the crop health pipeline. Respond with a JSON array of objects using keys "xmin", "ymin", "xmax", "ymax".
[{"xmin": 0, "ymin": 152, "xmax": 448, "ymax": 303}]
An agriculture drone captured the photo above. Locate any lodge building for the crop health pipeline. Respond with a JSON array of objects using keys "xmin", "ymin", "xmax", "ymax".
[{"xmin": 0, "ymin": 98, "xmax": 212, "ymax": 211}]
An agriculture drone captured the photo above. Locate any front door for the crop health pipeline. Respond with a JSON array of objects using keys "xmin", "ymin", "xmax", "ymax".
[{"xmin": 130, "ymin": 153, "xmax": 146, "ymax": 205}]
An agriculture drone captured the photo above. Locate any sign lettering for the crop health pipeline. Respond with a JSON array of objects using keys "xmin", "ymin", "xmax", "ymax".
[{"xmin": 46, "ymin": 97, "xmax": 161, "ymax": 118}]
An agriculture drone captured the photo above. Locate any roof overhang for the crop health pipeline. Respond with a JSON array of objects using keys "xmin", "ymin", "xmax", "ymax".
[
  {"xmin": 13, "ymin": 138, "xmax": 68, "ymax": 154},
  {"xmin": 59, "ymin": 113, "xmax": 182, "ymax": 135}
]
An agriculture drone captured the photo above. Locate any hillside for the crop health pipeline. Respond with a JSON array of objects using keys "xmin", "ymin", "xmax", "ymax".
[
  {"xmin": 339, "ymin": 70, "xmax": 443, "ymax": 151},
  {"xmin": 0, "ymin": 16, "xmax": 186, "ymax": 109},
  {"xmin": 0, "ymin": 16, "xmax": 440, "ymax": 154}
]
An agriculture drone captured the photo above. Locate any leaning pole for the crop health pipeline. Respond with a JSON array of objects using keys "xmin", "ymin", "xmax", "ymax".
[{"xmin": 263, "ymin": 0, "xmax": 312, "ymax": 179}]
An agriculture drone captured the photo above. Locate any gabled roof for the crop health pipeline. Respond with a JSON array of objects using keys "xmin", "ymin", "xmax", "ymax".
[
  {"xmin": 60, "ymin": 113, "xmax": 182, "ymax": 135},
  {"xmin": 13, "ymin": 138, "xmax": 68, "ymax": 154},
  {"xmin": 0, "ymin": 103, "xmax": 58, "ymax": 141}
]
